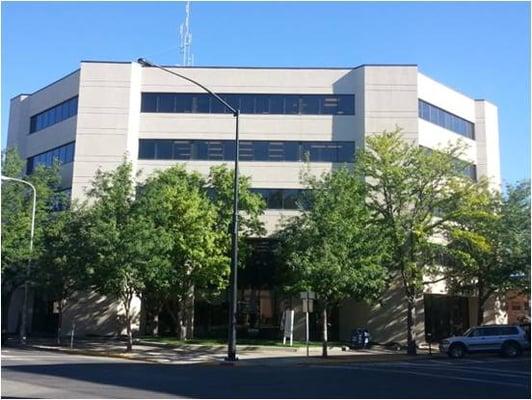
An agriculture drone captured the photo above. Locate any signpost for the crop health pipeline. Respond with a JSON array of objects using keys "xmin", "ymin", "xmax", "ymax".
[{"xmin": 300, "ymin": 290, "xmax": 315, "ymax": 357}]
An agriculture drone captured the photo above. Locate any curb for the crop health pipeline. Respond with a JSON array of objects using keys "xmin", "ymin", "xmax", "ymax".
[
  {"xmin": 28, "ymin": 344, "xmax": 221, "ymax": 366},
  {"xmin": 25, "ymin": 344, "xmax": 440, "ymax": 367}
]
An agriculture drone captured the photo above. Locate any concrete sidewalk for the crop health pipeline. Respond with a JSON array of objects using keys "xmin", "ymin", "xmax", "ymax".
[{"xmin": 12, "ymin": 337, "xmax": 441, "ymax": 366}]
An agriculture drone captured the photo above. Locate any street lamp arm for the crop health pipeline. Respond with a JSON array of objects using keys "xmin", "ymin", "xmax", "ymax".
[
  {"xmin": 1, "ymin": 175, "xmax": 37, "ymax": 248},
  {"xmin": 137, "ymin": 58, "xmax": 239, "ymax": 116},
  {"xmin": 1, "ymin": 174, "xmax": 37, "ymax": 344}
]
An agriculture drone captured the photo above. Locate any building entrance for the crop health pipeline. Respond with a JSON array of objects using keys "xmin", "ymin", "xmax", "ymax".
[{"xmin": 424, "ymin": 293, "xmax": 470, "ymax": 342}]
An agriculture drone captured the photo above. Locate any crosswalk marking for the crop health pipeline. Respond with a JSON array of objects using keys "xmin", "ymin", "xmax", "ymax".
[{"xmin": 312, "ymin": 364, "xmax": 530, "ymax": 388}]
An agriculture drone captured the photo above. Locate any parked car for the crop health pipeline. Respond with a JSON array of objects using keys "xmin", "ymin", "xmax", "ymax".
[{"xmin": 439, "ymin": 325, "xmax": 529, "ymax": 358}]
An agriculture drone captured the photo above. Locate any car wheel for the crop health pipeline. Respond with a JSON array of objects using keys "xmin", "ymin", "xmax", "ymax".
[
  {"xmin": 448, "ymin": 344, "xmax": 465, "ymax": 359},
  {"xmin": 501, "ymin": 342, "xmax": 521, "ymax": 358}
]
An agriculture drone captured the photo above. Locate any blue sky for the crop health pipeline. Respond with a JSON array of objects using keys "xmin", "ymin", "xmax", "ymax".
[{"xmin": 2, "ymin": 1, "xmax": 530, "ymax": 184}]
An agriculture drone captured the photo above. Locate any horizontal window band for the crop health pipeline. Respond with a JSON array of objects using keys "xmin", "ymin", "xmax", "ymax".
[
  {"xmin": 141, "ymin": 92, "xmax": 355, "ymax": 116},
  {"xmin": 418, "ymin": 99, "xmax": 475, "ymax": 140},
  {"xmin": 30, "ymin": 96, "xmax": 79, "ymax": 134},
  {"xmin": 138, "ymin": 139, "xmax": 355, "ymax": 163}
]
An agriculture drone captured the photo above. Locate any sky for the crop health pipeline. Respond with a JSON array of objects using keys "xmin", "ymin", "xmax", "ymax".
[{"xmin": 1, "ymin": 1, "xmax": 530, "ymax": 184}]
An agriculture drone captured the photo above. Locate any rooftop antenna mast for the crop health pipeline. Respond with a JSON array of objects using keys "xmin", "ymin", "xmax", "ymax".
[{"xmin": 179, "ymin": 1, "xmax": 194, "ymax": 66}]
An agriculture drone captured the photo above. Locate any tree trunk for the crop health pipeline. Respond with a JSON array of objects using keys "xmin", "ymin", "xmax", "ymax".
[
  {"xmin": 406, "ymin": 296, "xmax": 417, "ymax": 355},
  {"xmin": 57, "ymin": 300, "xmax": 64, "ymax": 345},
  {"xmin": 321, "ymin": 305, "xmax": 328, "ymax": 358},
  {"xmin": 176, "ymin": 307, "xmax": 186, "ymax": 340},
  {"xmin": 124, "ymin": 295, "xmax": 133, "ymax": 352},
  {"xmin": 138, "ymin": 295, "xmax": 147, "ymax": 337},
  {"xmin": 184, "ymin": 284, "xmax": 195, "ymax": 340},
  {"xmin": 477, "ymin": 283, "xmax": 485, "ymax": 325},
  {"xmin": 153, "ymin": 313, "xmax": 159, "ymax": 336}
]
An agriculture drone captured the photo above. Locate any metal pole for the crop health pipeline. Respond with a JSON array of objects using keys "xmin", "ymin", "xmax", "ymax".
[
  {"xmin": 306, "ymin": 310, "xmax": 309, "ymax": 357},
  {"xmin": 136, "ymin": 59, "xmax": 241, "ymax": 361},
  {"xmin": 1, "ymin": 176, "xmax": 36, "ymax": 345},
  {"xmin": 227, "ymin": 111, "xmax": 240, "ymax": 361}
]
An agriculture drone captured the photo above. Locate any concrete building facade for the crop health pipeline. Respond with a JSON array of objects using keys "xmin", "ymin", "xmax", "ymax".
[{"xmin": 7, "ymin": 61, "xmax": 504, "ymax": 344}]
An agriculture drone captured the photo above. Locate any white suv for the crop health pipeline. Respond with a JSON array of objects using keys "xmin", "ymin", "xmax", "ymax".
[{"xmin": 439, "ymin": 325, "xmax": 530, "ymax": 358}]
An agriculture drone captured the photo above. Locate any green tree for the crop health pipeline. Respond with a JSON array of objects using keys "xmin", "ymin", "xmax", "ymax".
[
  {"xmin": 277, "ymin": 167, "xmax": 389, "ymax": 357},
  {"xmin": 357, "ymin": 130, "xmax": 478, "ymax": 354},
  {"xmin": 444, "ymin": 181, "xmax": 531, "ymax": 324},
  {"xmin": 84, "ymin": 160, "xmax": 168, "ymax": 351},
  {"xmin": 37, "ymin": 204, "xmax": 92, "ymax": 344},
  {"xmin": 1, "ymin": 148, "xmax": 63, "ymax": 332},
  {"xmin": 136, "ymin": 165, "xmax": 228, "ymax": 339}
]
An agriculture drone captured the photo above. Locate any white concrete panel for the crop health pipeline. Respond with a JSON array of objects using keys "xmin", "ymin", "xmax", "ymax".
[
  {"xmin": 141, "ymin": 67, "xmax": 355, "ymax": 93},
  {"xmin": 418, "ymin": 73, "xmax": 476, "ymax": 122},
  {"xmin": 418, "ymin": 119, "xmax": 477, "ymax": 163},
  {"xmin": 363, "ymin": 66, "xmax": 419, "ymax": 143},
  {"xmin": 475, "ymin": 100, "xmax": 501, "ymax": 188}
]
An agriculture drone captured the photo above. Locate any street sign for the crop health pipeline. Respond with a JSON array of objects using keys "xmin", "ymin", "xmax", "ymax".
[
  {"xmin": 300, "ymin": 291, "xmax": 315, "ymax": 299},
  {"xmin": 302, "ymin": 299, "xmax": 314, "ymax": 313}
]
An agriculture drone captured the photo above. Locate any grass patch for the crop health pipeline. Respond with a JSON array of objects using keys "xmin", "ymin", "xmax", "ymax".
[{"xmin": 138, "ymin": 336, "xmax": 344, "ymax": 348}]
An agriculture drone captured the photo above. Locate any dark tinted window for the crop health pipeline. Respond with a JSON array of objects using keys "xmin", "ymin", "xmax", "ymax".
[
  {"xmin": 239, "ymin": 141, "xmax": 253, "ymax": 161},
  {"xmin": 284, "ymin": 95, "xmax": 300, "ymax": 114},
  {"xmin": 194, "ymin": 94, "xmax": 210, "ymax": 113},
  {"xmin": 139, "ymin": 140, "xmax": 155, "ymax": 159},
  {"xmin": 158, "ymin": 94, "xmax": 175, "ymax": 113},
  {"xmin": 498, "ymin": 327, "xmax": 518, "ymax": 335},
  {"xmin": 141, "ymin": 93, "xmax": 355, "ymax": 116},
  {"xmin": 142, "ymin": 93, "xmax": 158, "ymax": 112},
  {"xmin": 173, "ymin": 141, "xmax": 192, "ymax": 159},
  {"xmin": 269, "ymin": 95, "xmax": 285, "ymax": 114},
  {"xmin": 250, "ymin": 188, "xmax": 309, "ymax": 210},
  {"xmin": 419, "ymin": 99, "xmax": 474, "ymax": 139},
  {"xmin": 252, "ymin": 142, "xmax": 269, "ymax": 161},
  {"xmin": 27, "ymin": 142, "xmax": 75, "ymax": 174},
  {"xmin": 337, "ymin": 95, "xmax": 355, "ymax": 115},
  {"xmin": 139, "ymin": 139, "xmax": 355, "ymax": 163},
  {"xmin": 156, "ymin": 141, "xmax": 173, "ymax": 159},
  {"xmin": 301, "ymin": 95, "xmax": 320, "ymax": 114},
  {"xmin": 240, "ymin": 95, "xmax": 255, "ymax": 114},
  {"xmin": 30, "ymin": 97, "xmax": 79, "ymax": 134}
]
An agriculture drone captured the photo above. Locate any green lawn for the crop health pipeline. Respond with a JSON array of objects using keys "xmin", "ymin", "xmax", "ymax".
[{"xmin": 138, "ymin": 336, "xmax": 344, "ymax": 348}]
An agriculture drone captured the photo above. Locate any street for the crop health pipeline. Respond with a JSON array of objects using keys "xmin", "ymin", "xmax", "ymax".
[{"xmin": 1, "ymin": 348, "xmax": 530, "ymax": 398}]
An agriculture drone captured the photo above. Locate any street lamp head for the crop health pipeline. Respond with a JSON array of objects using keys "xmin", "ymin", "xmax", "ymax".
[{"xmin": 137, "ymin": 58, "xmax": 154, "ymax": 67}]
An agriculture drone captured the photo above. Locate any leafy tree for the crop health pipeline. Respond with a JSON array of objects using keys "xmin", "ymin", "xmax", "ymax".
[
  {"xmin": 357, "ymin": 130, "xmax": 478, "ymax": 354},
  {"xmin": 277, "ymin": 167, "xmax": 388, "ymax": 357},
  {"xmin": 84, "ymin": 160, "xmax": 168, "ymax": 351},
  {"xmin": 444, "ymin": 181, "xmax": 531, "ymax": 324},
  {"xmin": 37, "ymin": 204, "xmax": 92, "ymax": 343},
  {"xmin": 1, "ymin": 148, "xmax": 63, "ymax": 333},
  {"xmin": 136, "ymin": 165, "xmax": 228, "ymax": 339}
]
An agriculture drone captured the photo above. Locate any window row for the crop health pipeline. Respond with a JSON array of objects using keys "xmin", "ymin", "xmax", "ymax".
[
  {"xmin": 30, "ymin": 97, "xmax": 78, "ymax": 133},
  {"xmin": 250, "ymin": 188, "xmax": 309, "ymax": 210},
  {"xmin": 139, "ymin": 139, "xmax": 355, "ymax": 163},
  {"xmin": 141, "ymin": 93, "xmax": 355, "ymax": 115},
  {"xmin": 418, "ymin": 100, "xmax": 475, "ymax": 139},
  {"xmin": 420, "ymin": 146, "xmax": 477, "ymax": 181},
  {"xmin": 27, "ymin": 142, "xmax": 75, "ymax": 174}
]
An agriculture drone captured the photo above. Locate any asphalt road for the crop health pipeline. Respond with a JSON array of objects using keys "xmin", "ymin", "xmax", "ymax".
[{"xmin": 1, "ymin": 347, "xmax": 530, "ymax": 398}]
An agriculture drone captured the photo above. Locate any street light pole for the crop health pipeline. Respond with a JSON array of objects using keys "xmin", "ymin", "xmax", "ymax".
[
  {"xmin": 137, "ymin": 59, "xmax": 240, "ymax": 361},
  {"xmin": 1, "ymin": 175, "xmax": 37, "ymax": 345}
]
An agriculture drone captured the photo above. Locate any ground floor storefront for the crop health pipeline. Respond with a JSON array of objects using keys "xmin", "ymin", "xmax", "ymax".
[{"xmin": 5, "ymin": 239, "xmax": 508, "ymax": 345}]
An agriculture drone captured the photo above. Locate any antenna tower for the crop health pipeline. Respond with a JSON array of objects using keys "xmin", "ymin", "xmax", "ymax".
[{"xmin": 179, "ymin": 1, "xmax": 194, "ymax": 66}]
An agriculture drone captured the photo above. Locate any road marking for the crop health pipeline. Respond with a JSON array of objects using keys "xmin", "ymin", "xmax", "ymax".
[
  {"xmin": 311, "ymin": 365, "xmax": 530, "ymax": 388},
  {"xmin": 392, "ymin": 362, "xmax": 530, "ymax": 378}
]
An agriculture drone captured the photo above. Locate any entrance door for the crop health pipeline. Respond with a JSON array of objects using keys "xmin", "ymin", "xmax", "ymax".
[{"xmin": 424, "ymin": 294, "xmax": 470, "ymax": 341}]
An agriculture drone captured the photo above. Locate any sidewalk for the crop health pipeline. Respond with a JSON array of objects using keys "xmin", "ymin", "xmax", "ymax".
[{"xmin": 18, "ymin": 337, "xmax": 443, "ymax": 366}]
